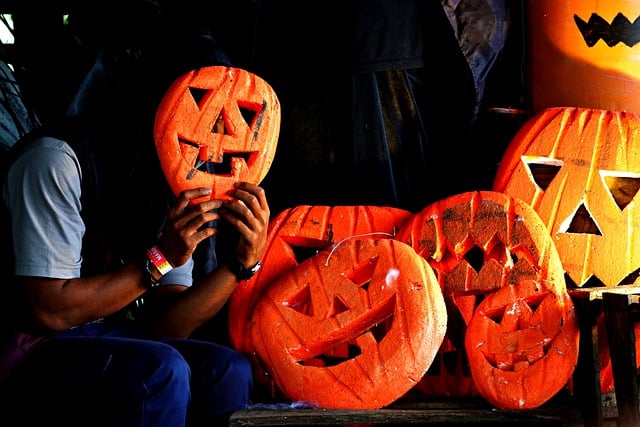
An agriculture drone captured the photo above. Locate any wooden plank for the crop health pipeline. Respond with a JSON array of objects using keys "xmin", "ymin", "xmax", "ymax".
[
  {"xmin": 229, "ymin": 407, "xmax": 581, "ymax": 426},
  {"xmin": 570, "ymin": 285, "xmax": 640, "ymax": 300},
  {"xmin": 230, "ymin": 397, "xmax": 583, "ymax": 426}
]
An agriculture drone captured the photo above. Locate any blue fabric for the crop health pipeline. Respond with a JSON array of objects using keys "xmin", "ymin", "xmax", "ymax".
[
  {"xmin": 441, "ymin": 0, "xmax": 510, "ymax": 117},
  {"xmin": 0, "ymin": 320, "xmax": 253, "ymax": 426},
  {"xmin": 0, "ymin": 60, "xmax": 39, "ymax": 151}
]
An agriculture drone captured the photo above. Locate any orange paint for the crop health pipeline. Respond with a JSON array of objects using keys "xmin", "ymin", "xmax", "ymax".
[
  {"xmin": 465, "ymin": 280, "xmax": 579, "ymax": 409},
  {"xmin": 494, "ymin": 107, "xmax": 640, "ymax": 288},
  {"xmin": 527, "ymin": 0, "xmax": 640, "ymax": 113},
  {"xmin": 250, "ymin": 237, "xmax": 447, "ymax": 409},
  {"xmin": 227, "ymin": 205, "xmax": 413, "ymax": 399},
  {"xmin": 395, "ymin": 191, "xmax": 572, "ymax": 403},
  {"xmin": 154, "ymin": 66, "xmax": 280, "ymax": 200}
]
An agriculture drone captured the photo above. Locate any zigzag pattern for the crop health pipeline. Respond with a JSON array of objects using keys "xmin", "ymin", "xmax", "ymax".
[{"xmin": 574, "ymin": 13, "xmax": 640, "ymax": 47}]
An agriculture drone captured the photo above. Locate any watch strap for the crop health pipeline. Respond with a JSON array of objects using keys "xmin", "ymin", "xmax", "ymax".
[
  {"xmin": 225, "ymin": 257, "xmax": 262, "ymax": 281},
  {"xmin": 143, "ymin": 257, "xmax": 161, "ymax": 289}
]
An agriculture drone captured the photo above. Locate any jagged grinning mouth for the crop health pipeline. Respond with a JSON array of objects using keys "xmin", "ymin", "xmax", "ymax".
[
  {"xmin": 574, "ymin": 13, "xmax": 640, "ymax": 47},
  {"xmin": 179, "ymin": 137, "xmax": 253, "ymax": 178}
]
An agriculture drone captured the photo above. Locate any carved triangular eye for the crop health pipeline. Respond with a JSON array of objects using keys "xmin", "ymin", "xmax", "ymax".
[
  {"xmin": 188, "ymin": 87, "xmax": 208, "ymax": 106},
  {"xmin": 239, "ymin": 104, "xmax": 257, "ymax": 128},
  {"xmin": 290, "ymin": 244, "xmax": 322, "ymax": 264},
  {"xmin": 287, "ymin": 284, "xmax": 313, "ymax": 317},
  {"xmin": 346, "ymin": 255, "xmax": 379, "ymax": 291},
  {"xmin": 328, "ymin": 295, "xmax": 349, "ymax": 317},
  {"xmin": 237, "ymin": 100, "xmax": 267, "ymax": 131},
  {"xmin": 522, "ymin": 156, "xmax": 563, "ymax": 190},
  {"xmin": 601, "ymin": 171, "xmax": 640, "ymax": 210},
  {"xmin": 560, "ymin": 203, "xmax": 602, "ymax": 235}
]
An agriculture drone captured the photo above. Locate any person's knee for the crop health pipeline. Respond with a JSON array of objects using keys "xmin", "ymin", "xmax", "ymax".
[
  {"xmin": 143, "ymin": 344, "xmax": 191, "ymax": 397},
  {"xmin": 157, "ymin": 343, "xmax": 192, "ymax": 377},
  {"xmin": 204, "ymin": 347, "xmax": 253, "ymax": 404},
  {"xmin": 229, "ymin": 351, "xmax": 253, "ymax": 386},
  {"xmin": 220, "ymin": 348, "xmax": 253, "ymax": 386}
]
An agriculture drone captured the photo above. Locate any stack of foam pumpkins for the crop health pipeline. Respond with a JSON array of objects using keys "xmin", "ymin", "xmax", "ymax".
[{"xmin": 154, "ymin": 0, "xmax": 640, "ymax": 407}]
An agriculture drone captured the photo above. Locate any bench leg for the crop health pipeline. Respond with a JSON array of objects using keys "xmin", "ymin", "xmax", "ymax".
[
  {"xmin": 572, "ymin": 295, "xmax": 605, "ymax": 427},
  {"xmin": 602, "ymin": 293, "xmax": 640, "ymax": 427}
]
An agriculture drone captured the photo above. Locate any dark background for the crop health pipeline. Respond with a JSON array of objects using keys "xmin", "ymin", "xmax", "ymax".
[{"xmin": 0, "ymin": 0, "xmax": 529, "ymax": 216}]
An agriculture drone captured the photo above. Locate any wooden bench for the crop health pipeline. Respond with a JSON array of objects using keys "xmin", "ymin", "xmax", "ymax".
[{"xmin": 229, "ymin": 396, "xmax": 583, "ymax": 426}]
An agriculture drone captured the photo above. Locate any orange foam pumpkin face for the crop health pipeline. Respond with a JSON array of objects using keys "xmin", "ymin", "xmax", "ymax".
[
  {"xmin": 494, "ymin": 107, "xmax": 640, "ymax": 288},
  {"xmin": 154, "ymin": 66, "xmax": 280, "ymax": 200},
  {"xmin": 527, "ymin": 0, "xmax": 640, "ymax": 113},
  {"xmin": 227, "ymin": 205, "xmax": 412, "ymax": 399},
  {"xmin": 395, "ymin": 191, "xmax": 573, "ymax": 403},
  {"xmin": 250, "ymin": 237, "xmax": 447, "ymax": 409},
  {"xmin": 465, "ymin": 280, "xmax": 579, "ymax": 409},
  {"xmin": 396, "ymin": 191, "xmax": 567, "ymax": 295}
]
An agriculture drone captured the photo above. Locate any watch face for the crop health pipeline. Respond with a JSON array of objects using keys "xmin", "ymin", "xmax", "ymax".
[
  {"xmin": 237, "ymin": 260, "xmax": 262, "ymax": 281},
  {"xmin": 249, "ymin": 261, "xmax": 262, "ymax": 273}
]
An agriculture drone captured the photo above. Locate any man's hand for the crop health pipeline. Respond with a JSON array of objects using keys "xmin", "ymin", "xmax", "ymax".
[
  {"xmin": 219, "ymin": 182, "xmax": 270, "ymax": 268},
  {"xmin": 158, "ymin": 187, "xmax": 222, "ymax": 268}
]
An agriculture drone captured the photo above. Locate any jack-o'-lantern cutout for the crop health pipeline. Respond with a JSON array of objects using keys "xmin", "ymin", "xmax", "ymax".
[
  {"xmin": 250, "ymin": 237, "xmax": 447, "ymax": 409},
  {"xmin": 395, "ymin": 191, "xmax": 573, "ymax": 403},
  {"xmin": 527, "ymin": 0, "xmax": 640, "ymax": 113},
  {"xmin": 494, "ymin": 107, "xmax": 640, "ymax": 288},
  {"xmin": 465, "ymin": 280, "xmax": 579, "ymax": 409},
  {"xmin": 154, "ymin": 66, "xmax": 280, "ymax": 201},
  {"xmin": 412, "ymin": 294, "xmax": 478, "ymax": 397},
  {"xmin": 227, "ymin": 205, "xmax": 412, "ymax": 399}
]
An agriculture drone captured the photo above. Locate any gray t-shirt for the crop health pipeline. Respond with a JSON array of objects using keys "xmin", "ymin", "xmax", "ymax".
[{"xmin": 3, "ymin": 136, "xmax": 192, "ymax": 286}]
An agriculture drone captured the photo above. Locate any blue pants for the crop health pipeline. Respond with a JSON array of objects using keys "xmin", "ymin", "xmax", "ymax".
[{"xmin": 0, "ymin": 320, "xmax": 253, "ymax": 426}]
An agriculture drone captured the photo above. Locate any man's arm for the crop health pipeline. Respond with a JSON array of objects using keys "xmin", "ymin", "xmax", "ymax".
[{"xmin": 148, "ymin": 182, "xmax": 270, "ymax": 339}]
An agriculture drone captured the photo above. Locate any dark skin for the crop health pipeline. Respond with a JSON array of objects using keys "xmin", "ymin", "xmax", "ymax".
[{"xmin": 24, "ymin": 182, "xmax": 270, "ymax": 339}]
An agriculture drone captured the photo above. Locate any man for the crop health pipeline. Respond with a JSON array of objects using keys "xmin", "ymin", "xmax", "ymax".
[{"xmin": 0, "ymin": 3, "xmax": 270, "ymax": 426}]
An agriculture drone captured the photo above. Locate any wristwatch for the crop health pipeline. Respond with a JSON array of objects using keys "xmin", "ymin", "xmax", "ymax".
[
  {"xmin": 143, "ymin": 257, "xmax": 161, "ymax": 288},
  {"xmin": 226, "ymin": 257, "xmax": 262, "ymax": 281}
]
